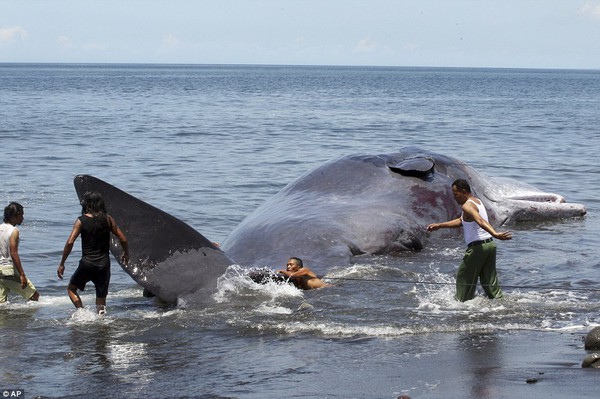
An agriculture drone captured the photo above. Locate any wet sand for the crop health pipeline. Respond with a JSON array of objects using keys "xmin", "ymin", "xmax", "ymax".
[
  {"xmin": 257, "ymin": 328, "xmax": 600, "ymax": 398},
  {"xmin": 387, "ymin": 329, "xmax": 600, "ymax": 399}
]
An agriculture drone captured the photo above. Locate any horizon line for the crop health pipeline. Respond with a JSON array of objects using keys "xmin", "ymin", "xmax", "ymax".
[{"xmin": 0, "ymin": 61, "xmax": 598, "ymax": 72}]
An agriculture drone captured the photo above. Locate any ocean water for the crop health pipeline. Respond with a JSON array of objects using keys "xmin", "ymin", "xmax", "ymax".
[{"xmin": 1, "ymin": 64, "xmax": 600, "ymax": 398}]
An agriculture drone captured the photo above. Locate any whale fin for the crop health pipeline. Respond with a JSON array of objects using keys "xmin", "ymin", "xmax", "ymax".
[
  {"xmin": 73, "ymin": 175, "xmax": 234, "ymax": 304},
  {"xmin": 388, "ymin": 156, "xmax": 435, "ymax": 180}
]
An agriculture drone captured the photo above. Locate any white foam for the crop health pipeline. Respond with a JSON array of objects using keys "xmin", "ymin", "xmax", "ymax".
[
  {"xmin": 110, "ymin": 287, "xmax": 145, "ymax": 298},
  {"xmin": 255, "ymin": 303, "xmax": 293, "ymax": 315},
  {"xmin": 0, "ymin": 293, "xmax": 73, "ymax": 310},
  {"xmin": 213, "ymin": 264, "xmax": 303, "ymax": 304},
  {"xmin": 66, "ymin": 306, "xmax": 114, "ymax": 325},
  {"xmin": 326, "ymin": 263, "xmax": 380, "ymax": 279},
  {"xmin": 139, "ymin": 308, "xmax": 183, "ymax": 319}
]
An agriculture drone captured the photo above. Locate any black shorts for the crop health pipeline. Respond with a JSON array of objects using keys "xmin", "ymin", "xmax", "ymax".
[{"xmin": 69, "ymin": 260, "xmax": 111, "ymax": 298}]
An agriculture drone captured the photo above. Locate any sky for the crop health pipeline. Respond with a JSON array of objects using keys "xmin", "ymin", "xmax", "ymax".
[{"xmin": 2, "ymin": 0, "xmax": 600, "ymax": 69}]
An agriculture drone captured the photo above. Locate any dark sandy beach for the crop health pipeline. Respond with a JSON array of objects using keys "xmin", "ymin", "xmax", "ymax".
[{"xmin": 385, "ymin": 329, "xmax": 600, "ymax": 399}]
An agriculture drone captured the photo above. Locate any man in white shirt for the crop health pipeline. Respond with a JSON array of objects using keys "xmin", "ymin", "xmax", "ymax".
[
  {"xmin": 0, "ymin": 202, "xmax": 40, "ymax": 303},
  {"xmin": 427, "ymin": 179, "xmax": 512, "ymax": 302}
]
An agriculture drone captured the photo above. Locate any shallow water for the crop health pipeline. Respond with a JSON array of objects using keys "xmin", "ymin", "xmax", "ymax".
[{"xmin": 1, "ymin": 64, "xmax": 600, "ymax": 398}]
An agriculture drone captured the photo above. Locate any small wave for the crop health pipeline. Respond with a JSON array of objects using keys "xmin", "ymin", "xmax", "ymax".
[
  {"xmin": 135, "ymin": 308, "xmax": 183, "ymax": 319},
  {"xmin": 545, "ymin": 320, "xmax": 600, "ymax": 332},
  {"xmin": 0, "ymin": 293, "xmax": 73, "ymax": 310},
  {"xmin": 213, "ymin": 264, "xmax": 303, "ymax": 304},
  {"xmin": 281, "ymin": 321, "xmax": 418, "ymax": 337},
  {"xmin": 324, "ymin": 262, "xmax": 421, "ymax": 285},
  {"xmin": 110, "ymin": 287, "xmax": 145, "ymax": 298},
  {"xmin": 255, "ymin": 303, "xmax": 294, "ymax": 315},
  {"xmin": 241, "ymin": 319, "xmax": 539, "ymax": 338},
  {"xmin": 0, "ymin": 287, "xmax": 153, "ymax": 326},
  {"xmin": 325, "ymin": 263, "xmax": 381, "ymax": 279}
]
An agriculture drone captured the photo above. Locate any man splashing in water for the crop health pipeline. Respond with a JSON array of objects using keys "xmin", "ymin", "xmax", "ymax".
[{"xmin": 278, "ymin": 257, "xmax": 330, "ymax": 290}]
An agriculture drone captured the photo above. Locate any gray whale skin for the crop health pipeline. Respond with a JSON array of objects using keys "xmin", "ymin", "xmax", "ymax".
[{"xmin": 74, "ymin": 147, "xmax": 586, "ymax": 304}]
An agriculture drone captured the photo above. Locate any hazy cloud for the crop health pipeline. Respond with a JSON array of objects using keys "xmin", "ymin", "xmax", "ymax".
[
  {"xmin": 57, "ymin": 35, "xmax": 72, "ymax": 47},
  {"xmin": 403, "ymin": 42, "xmax": 419, "ymax": 51},
  {"xmin": 162, "ymin": 33, "xmax": 180, "ymax": 48},
  {"xmin": 0, "ymin": 26, "xmax": 28, "ymax": 43},
  {"xmin": 354, "ymin": 36, "xmax": 379, "ymax": 53},
  {"xmin": 580, "ymin": 1, "xmax": 600, "ymax": 19}
]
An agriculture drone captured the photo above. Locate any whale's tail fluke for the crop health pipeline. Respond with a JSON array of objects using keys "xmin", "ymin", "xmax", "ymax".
[{"xmin": 73, "ymin": 175, "xmax": 234, "ymax": 305}]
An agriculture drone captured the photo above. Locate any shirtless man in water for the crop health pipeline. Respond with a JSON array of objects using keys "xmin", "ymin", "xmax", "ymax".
[{"xmin": 277, "ymin": 257, "xmax": 329, "ymax": 290}]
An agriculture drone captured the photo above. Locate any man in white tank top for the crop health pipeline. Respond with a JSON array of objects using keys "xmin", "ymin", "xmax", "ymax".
[
  {"xmin": 0, "ymin": 202, "xmax": 40, "ymax": 303},
  {"xmin": 427, "ymin": 179, "xmax": 512, "ymax": 302}
]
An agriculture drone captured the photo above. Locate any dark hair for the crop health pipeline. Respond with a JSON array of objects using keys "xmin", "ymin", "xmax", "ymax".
[
  {"xmin": 81, "ymin": 192, "xmax": 107, "ymax": 217},
  {"xmin": 452, "ymin": 179, "xmax": 471, "ymax": 193},
  {"xmin": 3, "ymin": 202, "xmax": 23, "ymax": 223},
  {"xmin": 289, "ymin": 257, "xmax": 303, "ymax": 268}
]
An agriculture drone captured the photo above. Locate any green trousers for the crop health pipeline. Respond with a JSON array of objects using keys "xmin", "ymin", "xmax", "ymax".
[{"xmin": 456, "ymin": 241, "xmax": 503, "ymax": 302}]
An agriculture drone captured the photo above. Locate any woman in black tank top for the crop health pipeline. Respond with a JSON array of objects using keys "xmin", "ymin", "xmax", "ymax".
[
  {"xmin": 57, "ymin": 192, "xmax": 129, "ymax": 314},
  {"xmin": 78, "ymin": 213, "xmax": 111, "ymax": 267}
]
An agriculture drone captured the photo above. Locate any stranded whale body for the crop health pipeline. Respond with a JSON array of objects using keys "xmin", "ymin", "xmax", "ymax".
[
  {"xmin": 74, "ymin": 147, "xmax": 586, "ymax": 303},
  {"xmin": 222, "ymin": 146, "xmax": 586, "ymax": 272}
]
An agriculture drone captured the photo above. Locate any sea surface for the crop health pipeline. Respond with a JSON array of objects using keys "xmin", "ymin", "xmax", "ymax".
[{"xmin": 1, "ymin": 64, "xmax": 600, "ymax": 398}]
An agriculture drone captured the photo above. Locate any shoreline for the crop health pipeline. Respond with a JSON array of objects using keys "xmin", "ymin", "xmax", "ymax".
[{"xmin": 394, "ymin": 329, "xmax": 599, "ymax": 399}]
